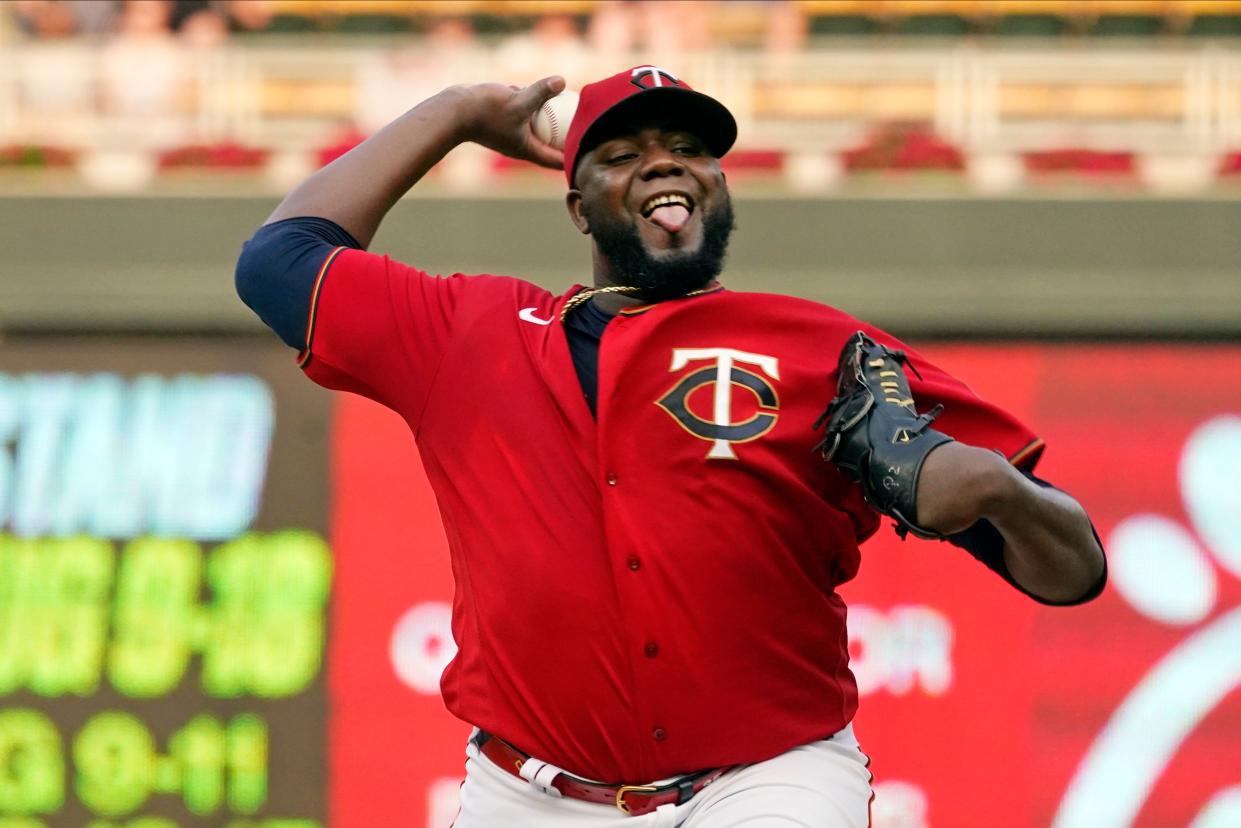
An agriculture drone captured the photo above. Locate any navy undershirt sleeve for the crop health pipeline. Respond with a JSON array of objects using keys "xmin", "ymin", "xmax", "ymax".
[
  {"xmin": 235, "ymin": 217, "xmax": 362, "ymax": 349},
  {"xmin": 948, "ymin": 471, "xmax": 1106, "ymax": 605}
]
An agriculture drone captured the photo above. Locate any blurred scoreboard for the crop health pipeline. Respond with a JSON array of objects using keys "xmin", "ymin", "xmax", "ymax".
[{"xmin": 0, "ymin": 338, "xmax": 330, "ymax": 828}]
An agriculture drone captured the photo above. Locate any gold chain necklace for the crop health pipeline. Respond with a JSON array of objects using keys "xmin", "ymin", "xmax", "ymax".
[{"xmin": 559, "ymin": 284, "xmax": 716, "ymax": 323}]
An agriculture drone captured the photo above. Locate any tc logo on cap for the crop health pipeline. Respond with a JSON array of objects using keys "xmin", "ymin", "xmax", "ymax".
[{"xmin": 630, "ymin": 66, "xmax": 681, "ymax": 90}]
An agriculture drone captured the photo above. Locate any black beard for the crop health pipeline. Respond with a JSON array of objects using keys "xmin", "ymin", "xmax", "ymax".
[{"xmin": 586, "ymin": 193, "xmax": 735, "ymax": 302}]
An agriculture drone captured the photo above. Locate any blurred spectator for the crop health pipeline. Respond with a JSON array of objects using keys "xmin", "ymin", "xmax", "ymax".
[
  {"xmin": 587, "ymin": 1, "xmax": 717, "ymax": 60},
  {"xmin": 223, "ymin": 0, "xmax": 273, "ymax": 32},
  {"xmin": 355, "ymin": 16, "xmax": 481, "ymax": 134},
  {"xmin": 70, "ymin": 0, "xmax": 122, "ymax": 34},
  {"xmin": 11, "ymin": 2, "xmax": 99, "ymax": 143},
  {"xmin": 16, "ymin": 36, "xmax": 92, "ymax": 112},
  {"xmin": 496, "ymin": 13, "xmax": 589, "ymax": 86},
  {"xmin": 638, "ymin": 0, "xmax": 713, "ymax": 56},
  {"xmin": 100, "ymin": 0, "xmax": 184, "ymax": 143},
  {"xmin": 587, "ymin": 0, "xmax": 637, "ymax": 57},
  {"xmin": 170, "ymin": 0, "xmax": 214, "ymax": 31},
  {"xmin": 9, "ymin": 0, "xmax": 261, "ymax": 40},
  {"xmin": 176, "ymin": 2, "xmax": 230, "ymax": 48},
  {"xmin": 11, "ymin": 0, "xmax": 84, "ymax": 37},
  {"xmin": 765, "ymin": 1, "xmax": 808, "ymax": 55}
]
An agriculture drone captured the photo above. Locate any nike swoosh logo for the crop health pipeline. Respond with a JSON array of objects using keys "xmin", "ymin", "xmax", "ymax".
[{"xmin": 518, "ymin": 308, "xmax": 553, "ymax": 326}]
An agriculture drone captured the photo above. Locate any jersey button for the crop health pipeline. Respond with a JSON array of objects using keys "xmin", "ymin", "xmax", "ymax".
[
  {"xmin": 644, "ymin": 642, "xmax": 659, "ymax": 658},
  {"xmin": 627, "ymin": 556, "xmax": 641, "ymax": 571},
  {"xmin": 606, "ymin": 473, "xmax": 618, "ymax": 486},
  {"xmin": 652, "ymin": 727, "xmax": 667, "ymax": 742}
]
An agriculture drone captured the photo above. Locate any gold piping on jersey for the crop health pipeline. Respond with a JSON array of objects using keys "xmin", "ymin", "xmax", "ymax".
[
  {"xmin": 1009, "ymin": 437, "xmax": 1046, "ymax": 469},
  {"xmin": 297, "ymin": 245, "xmax": 347, "ymax": 368}
]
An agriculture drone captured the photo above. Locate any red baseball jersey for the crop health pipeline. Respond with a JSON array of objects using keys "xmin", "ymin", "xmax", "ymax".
[{"xmin": 301, "ymin": 248, "xmax": 1042, "ymax": 784}]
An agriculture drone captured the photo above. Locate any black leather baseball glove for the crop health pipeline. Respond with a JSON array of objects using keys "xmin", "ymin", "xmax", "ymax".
[{"xmin": 814, "ymin": 332, "xmax": 954, "ymax": 539}]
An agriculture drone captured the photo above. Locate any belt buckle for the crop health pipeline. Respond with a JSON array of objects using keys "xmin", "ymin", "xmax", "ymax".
[{"xmin": 615, "ymin": 784, "xmax": 658, "ymax": 815}]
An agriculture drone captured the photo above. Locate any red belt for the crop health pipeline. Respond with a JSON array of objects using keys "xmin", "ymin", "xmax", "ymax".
[{"xmin": 473, "ymin": 731, "xmax": 730, "ymax": 816}]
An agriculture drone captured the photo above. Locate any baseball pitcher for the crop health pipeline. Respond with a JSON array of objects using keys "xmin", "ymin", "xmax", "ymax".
[{"xmin": 236, "ymin": 66, "xmax": 1106, "ymax": 827}]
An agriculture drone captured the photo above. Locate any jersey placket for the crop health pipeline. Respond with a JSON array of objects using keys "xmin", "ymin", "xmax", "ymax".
[{"xmin": 593, "ymin": 310, "xmax": 673, "ymax": 781}]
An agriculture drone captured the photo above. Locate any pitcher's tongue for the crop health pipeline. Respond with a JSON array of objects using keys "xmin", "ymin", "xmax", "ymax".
[{"xmin": 649, "ymin": 204, "xmax": 690, "ymax": 233}]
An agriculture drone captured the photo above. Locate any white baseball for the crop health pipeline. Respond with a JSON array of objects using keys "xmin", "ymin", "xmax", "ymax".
[{"xmin": 531, "ymin": 90, "xmax": 579, "ymax": 150}]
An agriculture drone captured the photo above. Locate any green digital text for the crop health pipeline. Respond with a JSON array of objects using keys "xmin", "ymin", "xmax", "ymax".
[
  {"xmin": 72, "ymin": 711, "xmax": 269, "ymax": 818},
  {"xmin": 0, "ymin": 531, "xmax": 331, "ymax": 699},
  {"xmin": 0, "ymin": 710, "xmax": 63, "ymax": 815}
]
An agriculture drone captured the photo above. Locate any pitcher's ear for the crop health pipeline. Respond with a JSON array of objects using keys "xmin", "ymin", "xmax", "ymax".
[{"xmin": 566, "ymin": 190, "xmax": 590, "ymax": 235}]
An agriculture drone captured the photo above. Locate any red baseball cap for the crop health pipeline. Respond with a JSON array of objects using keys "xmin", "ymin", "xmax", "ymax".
[{"xmin": 563, "ymin": 65, "xmax": 737, "ymax": 188}]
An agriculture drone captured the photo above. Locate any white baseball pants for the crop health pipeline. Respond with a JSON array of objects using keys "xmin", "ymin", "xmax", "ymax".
[{"xmin": 453, "ymin": 724, "xmax": 873, "ymax": 827}]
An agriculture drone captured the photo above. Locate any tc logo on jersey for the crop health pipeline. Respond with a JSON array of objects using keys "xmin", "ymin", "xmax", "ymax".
[{"xmin": 656, "ymin": 348, "xmax": 780, "ymax": 460}]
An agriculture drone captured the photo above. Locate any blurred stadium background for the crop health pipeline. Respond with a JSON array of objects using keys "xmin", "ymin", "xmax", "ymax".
[{"xmin": 0, "ymin": 2, "xmax": 1238, "ymax": 828}]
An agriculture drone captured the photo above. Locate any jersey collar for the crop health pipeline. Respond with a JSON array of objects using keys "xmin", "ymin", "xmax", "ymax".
[{"xmin": 615, "ymin": 283, "xmax": 726, "ymax": 317}]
